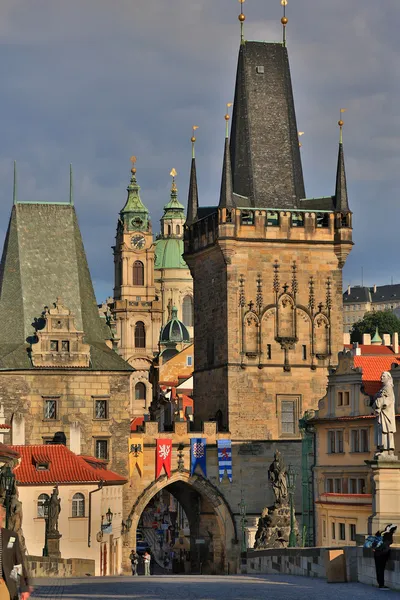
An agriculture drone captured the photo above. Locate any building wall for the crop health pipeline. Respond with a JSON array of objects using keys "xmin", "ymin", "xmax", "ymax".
[{"xmin": 159, "ymin": 344, "xmax": 194, "ymax": 385}]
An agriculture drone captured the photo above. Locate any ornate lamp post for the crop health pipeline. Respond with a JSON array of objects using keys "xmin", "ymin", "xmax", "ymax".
[
  {"xmin": 286, "ymin": 464, "xmax": 297, "ymax": 547},
  {"xmin": 238, "ymin": 497, "xmax": 247, "ymax": 553},
  {"xmin": 121, "ymin": 514, "xmax": 132, "ymax": 536},
  {"xmin": 0, "ymin": 465, "xmax": 15, "ymax": 529}
]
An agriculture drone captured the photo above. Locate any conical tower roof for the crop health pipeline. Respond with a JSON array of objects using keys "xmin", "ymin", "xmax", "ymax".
[{"xmin": 120, "ymin": 163, "xmax": 150, "ymax": 232}]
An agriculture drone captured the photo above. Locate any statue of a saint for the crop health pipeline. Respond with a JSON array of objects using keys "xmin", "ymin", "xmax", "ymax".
[
  {"xmin": 47, "ymin": 486, "xmax": 61, "ymax": 534},
  {"xmin": 372, "ymin": 371, "xmax": 396, "ymax": 457},
  {"xmin": 268, "ymin": 450, "xmax": 288, "ymax": 505}
]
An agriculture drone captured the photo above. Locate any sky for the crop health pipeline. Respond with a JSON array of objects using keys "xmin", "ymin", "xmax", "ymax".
[{"xmin": 0, "ymin": 0, "xmax": 399, "ymax": 302}]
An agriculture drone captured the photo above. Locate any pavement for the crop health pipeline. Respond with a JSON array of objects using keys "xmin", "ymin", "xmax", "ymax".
[{"xmin": 30, "ymin": 574, "xmax": 400, "ymax": 600}]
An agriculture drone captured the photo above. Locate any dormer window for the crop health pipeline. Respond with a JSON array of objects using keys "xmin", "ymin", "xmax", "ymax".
[{"xmin": 36, "ymin": 462, "xmax": 49, "ymax": 471}]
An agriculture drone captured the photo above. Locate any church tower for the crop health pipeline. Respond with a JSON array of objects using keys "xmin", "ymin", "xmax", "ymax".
[
  {"xmin": 184, "ymin": 36, "xmax": 353, "ymax": 439},
  {"xmin": 113, "ymin": 158, "xmax": 162, "ymax": 413}
]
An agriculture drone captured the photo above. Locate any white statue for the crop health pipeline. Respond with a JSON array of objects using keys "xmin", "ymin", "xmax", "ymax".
[{"xmin": 372, "ymin": 371, "xmax": 396, "ymax": 458}]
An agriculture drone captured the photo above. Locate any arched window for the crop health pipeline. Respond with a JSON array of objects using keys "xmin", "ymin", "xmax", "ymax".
[
  {"xmin": 135, "ymin": 321, "xmax": 146, "ymax": 348},
  {"xmin": 37, "ymin": 493, "xmax": 49, "ymax": 518},
  {"xmin": 168, "ymin": 225, "xmax": 172, "ymax": 236},
  {"xmin": 182, "ymin": 296, "xmax": 193, "ymax": 327},
  {"xmin": 72, "ymin": 493, "xmax": 85, "ymax": 518},
  {"xmin": 135, "ymin": 382, "xmax": 146, "ymax": 403},
  {"xmin": 133, "ymin": 261, "xmax": 144, "ymax": 286},
  {"xmin": 176, "ymin": 225, "xmax": 180, "ymax": 235}
]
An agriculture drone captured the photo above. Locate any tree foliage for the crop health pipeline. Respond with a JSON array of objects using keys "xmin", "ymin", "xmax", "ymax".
[{"xmin": 350, "ymin": 310, "xmax": 400, "ymax": 343}]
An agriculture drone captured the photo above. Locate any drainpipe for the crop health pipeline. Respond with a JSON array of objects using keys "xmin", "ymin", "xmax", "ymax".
[{"xmin": 88, "ymin": 480, "xmax": 104, "ymax": 547}]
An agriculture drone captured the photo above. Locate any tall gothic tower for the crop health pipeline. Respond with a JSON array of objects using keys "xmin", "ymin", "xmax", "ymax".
[
  {"xmin": 184, "ymin": 41, "xmax": 353, "ymax": 439},
  {"xmin": 113, "ymin": 160, "xmax": 162, "ymax": 412}
]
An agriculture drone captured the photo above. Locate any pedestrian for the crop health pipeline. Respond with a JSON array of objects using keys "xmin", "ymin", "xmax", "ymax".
[
  {"xmin": 129, "ymin": 550, "xmax": 139, "ymax": 577},
  {"xmin": 374, "ymin": 524, "xmax": 397, "ymax": 589},
  {"xmin": 0, "ymin": 504, "xmax": 31, "ymax": 600},
  {"xmin": 143, "ymin": 550, "xmax": 151, "ymax": 577}
]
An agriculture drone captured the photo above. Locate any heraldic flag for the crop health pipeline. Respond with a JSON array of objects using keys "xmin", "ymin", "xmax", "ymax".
[
  {"xmin": 128, "ymin": 437, "xmax": 144, "ymax": 478},
  {"xmin": 156, "ymin": 438, "xmax": 172, "ymax": 479},
  {"xmin": 190, "ymin": 438, "xmax": 207, "ymax": 477},
  {"xmin": 217, "ymin": 439, "xmax": 232, "ymax": 482}
]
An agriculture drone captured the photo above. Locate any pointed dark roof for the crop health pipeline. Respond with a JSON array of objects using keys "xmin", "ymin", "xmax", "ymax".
[
  {"xmin": 219, "ymin": 137, "xmax": 234, "ymax": 209},
  {"xmin": 0, "ymin": 203, "xmax": 132, "ymax": 371},
  {"xmin": 230, "ymin": 42, "xmax": 305, "ymax": 209},
  {"xmin": 186, "ymin": 158, "xmax": 199, "ymax": 225},
  {"xmin": 334, "ymin": 143, "xmax": 350, "ymax": 212}
]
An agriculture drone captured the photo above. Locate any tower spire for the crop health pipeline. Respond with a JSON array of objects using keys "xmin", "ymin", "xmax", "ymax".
[
  {"xmin": 281, "ymin": 0, "xmax": 288, "ymax": 47},
  {"xmin": 13, "ymin": 161, "xmax": 17, "ymax": 205},
  {"xmin": 186, "ymin": 127, "xmax": 199, "ymax": 225},
  {"xmin": 334, "ymin": 111, "xmax": 349, "ymax": 212},
  {"xmin": 120, "ymin": 156, "xmax": 150, "ymax": 231},
  {"xmin": 69, "ymin": 164, "xmax": 74, "ymax": 205},
  {"xmin": 238, "ymin": 0, "xmax": 246, "ymax": 45},
  {"xmin": 219, "ymin": 105, "xmax": 234, "ymax": 210}
]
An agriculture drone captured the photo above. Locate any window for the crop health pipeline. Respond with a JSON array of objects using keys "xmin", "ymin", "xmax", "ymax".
[
  {"xmin": 267, "ymin": 344, "xmax": 272, "ymax": 360},
  {"xmin": 326, "ymin": 478, "xmax": 334, "ymax": 493},
  {"xmin": 95, "ymin": 439, "xmax": 108, "ymax": 460},
  {"xmin": 332, "ymin": 522, "xmax": 336, "ymax": 540},
  {"xmin": 334, "ymin": 478, "xmax": 342, "ymax": 493},
  {"xmin": 339, "ymin": 523, "xmax": 346, "ymax": 541},
  {"xmin": 241, "ymin": 210, "xmax": 254, "ymax": 225},
  {"xmin": 349, "ymin": 478, "xmax": 357, "ymax": 494},
  {"xmin": 72, "ymin": 493, "xmax": 85, "ymax": 518},
  {"xmin": 291, "ymin": 213, "xmax": 304, "ymax": 227},
  {"xmin": 168, "ymin": 225, "xmax": 172, "ymax": 235},
  {"xmin": 267, "ymin": 211, "xmax": 279, "ymax": 226},
  {"xmin": 61, "ymin": 340, "xmax": 70, "ymax": 352},
  {"xmin": 94, "ymin": 399, "xmax": 108, "ymax": 420},
  {"xmin": 316, "ymin": 213, "xmax": 329, "ymax": 228},
  {"xmin": 186, "ymin": 356, "xmax": 193, "ymax": 367},
  {"xmin": 358, "ymin": 478, "xmax": 366, "ymax": 494},
  {"xmin": 37, "ymin": 493, "xmax": 49, "ymax": 518},
  {"xmin": 328, "ymin": 430, "xmax": 344, "ymax": 453},
  {"xmin": 50, "ymin": 340, "xmax": 59, "ymax": 352},
  {"xmin": 281, "ymin": 400, "xmax": 295, "ymax": 434},
  {"xmin": 44, "ymin": 398, "xmax": 57, "ymax": 420},
  {"xmin": 133, "ymin": 261, "xmax": 144, "ymax": 286},
  {"xmin": 350, "ymin": 524, "xmax": 356, "ymax": 542},
  {"xmin": 176, "ymin": 225, "xmax": 180, "ymax": 235},
  {"xmin": 351, "ymin": 429, "xmax": 369, "ymax": 452},
  {"xmin": 360, "ymin": 429, "xmax": 369, "ymax": 452},
  {"xmin": 135, "ymin": 382, "xmax": 146, "ymax": 403},
  {"xmin": 323, "ymin": 520, "xmax": 327, "ymax": 538},
  {"xmin": 302, "ymin": 345, "xmax": 307, "ymax": 360},
  {"xmin": 337, "ymin": 391, "xmax": 349, "ymax": 406},
  {"xmin": 182, "ymin": 296, "xmax": 193, "ymax": 327},
  {"xmin": 134, "ymin": 321, "xmax": 146, "ymax": 348}
]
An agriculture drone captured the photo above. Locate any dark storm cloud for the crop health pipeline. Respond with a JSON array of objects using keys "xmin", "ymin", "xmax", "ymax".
[{"xmin": 0, "ymin": 0, "xmax": 398, "ymax": 300}]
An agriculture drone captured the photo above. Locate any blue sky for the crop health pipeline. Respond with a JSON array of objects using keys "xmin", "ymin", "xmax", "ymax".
[{"xmin": 0, "ymin": 0, "xmax": 399, "ymax": 301}]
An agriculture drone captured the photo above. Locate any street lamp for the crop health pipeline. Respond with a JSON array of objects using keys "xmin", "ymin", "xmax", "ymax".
[
  {"xmin": 286, "ymin": 464, "xmax": 297, "ymax": 547},
  {"xmin": 238, "ymin": 497, "xmax": 247, "ymax": 553},
  {"xmin": 0, "ymin": 465, "xmax": 15, "ymax": 529},
  {"xmin": 121, "ymin": 515, "xmax": 132, "ymax": 536},
  {"xmin": 105, "ymin": 507, "xmax": 113, "ymax": 525}
]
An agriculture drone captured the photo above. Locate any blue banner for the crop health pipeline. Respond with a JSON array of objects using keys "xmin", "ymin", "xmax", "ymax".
[
  {"xmin": 217, "ymin": 439, "xmax": 232, "ymax": 482},
  {"xmin": 190, "ymin": 438, "xmax": 207, "ymax": 477}
]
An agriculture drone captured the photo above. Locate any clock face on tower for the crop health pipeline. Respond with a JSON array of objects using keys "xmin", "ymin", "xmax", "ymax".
[{"xmin": 131, "ymin": 235, "xmax": 146, "ymax": 250}]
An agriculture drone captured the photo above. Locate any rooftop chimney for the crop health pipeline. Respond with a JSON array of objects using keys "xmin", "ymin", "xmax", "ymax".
[
  {"xmin": 362, "ymin": 333, "xmax": 371, "ymax": 345},
  {"xmin": 347, "ymin": 285, "xmax": 351, "ymax": 295},
  {"xmin": 352, "ymin": 342, "xmax": 361, "ymax": 356},
  {"xmin": 383, "ymin": 333, "xmax": 391, "ymax": 346},
  {"xmin": 373, "ymin": 284, "xmax": 377, "ymax": 294},
  {"xmin": 343, "ymin": 332, "xmax": 350, "ymax": 345},
  {"xmin": 392, "ymin": 332, "xmax": 399, "ymax": 354}
]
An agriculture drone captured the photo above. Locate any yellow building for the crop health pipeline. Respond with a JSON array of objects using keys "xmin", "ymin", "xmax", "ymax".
[{"xmin": 312, "ymin": 350, "xmax": 400, "ymax": 546}]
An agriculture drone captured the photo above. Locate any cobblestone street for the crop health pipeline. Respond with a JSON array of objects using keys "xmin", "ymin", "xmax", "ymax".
[{"xmin": 31, "ymin": 574, "xmax": 399, "ymax": 599}]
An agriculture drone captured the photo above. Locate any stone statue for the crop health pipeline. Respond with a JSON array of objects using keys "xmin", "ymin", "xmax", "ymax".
[
  {"xmin": 268, "ymin": 450, "xmax": 288, "ymax": 505},
  {"xmin": 47, "ymin": 486, "xmax": 61, "ymax": 533},
  {"xmin": 372, "ymin": 371, "xmax": 396, "ymax": 458}
]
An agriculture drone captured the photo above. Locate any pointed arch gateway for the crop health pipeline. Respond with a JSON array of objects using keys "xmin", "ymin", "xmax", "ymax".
[{"xmin": 127, "ymin": 470, "xmax": 237, "ymax": 574}]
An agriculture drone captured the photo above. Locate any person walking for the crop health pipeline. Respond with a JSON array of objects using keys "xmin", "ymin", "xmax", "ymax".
[
  {"xmin": 374, "ymin": 524, "xmax": 397, "ymax": 589},
  {"xmin": 0, "ymin": 504, "xmax": 31, "ymax": 600},
  {"xmin": 143, "ymin": 550, "xmax": 151, "ymax": 576},
  {"xmin": 129, "ymin": 550, "xmax": 139, "ymax": 577}
]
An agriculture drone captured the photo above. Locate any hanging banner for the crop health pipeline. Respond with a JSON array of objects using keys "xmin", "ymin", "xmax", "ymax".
[
  {"xmin": 190, "ymin": 438, "xmax": 207, "ymax": 477},
  {"xmin": 217, "ymin": 439, "xmax": 232, "ymax": 482},
  {"xmin": 129, "ymin": 437, "xmax": 143, "ymax": 478},
  {"xmin": 156, "ymin": 438, "xmax": 172, "ymax": 479}
]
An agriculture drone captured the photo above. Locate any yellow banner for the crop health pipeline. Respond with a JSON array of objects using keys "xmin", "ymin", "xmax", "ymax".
[{"xmin": 129, "ymin": 437, "xmax": 144, "ymax": 478}]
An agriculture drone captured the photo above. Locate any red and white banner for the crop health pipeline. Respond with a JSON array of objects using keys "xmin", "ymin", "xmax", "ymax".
[{"xmin": 156, "ymin": 438, "xmax": 172, "ymax": 479}]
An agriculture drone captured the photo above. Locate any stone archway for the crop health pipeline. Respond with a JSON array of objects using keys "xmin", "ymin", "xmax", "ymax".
[{"xmin": 125, "ymin": 470, "xmax": 238, "ymax": 574}]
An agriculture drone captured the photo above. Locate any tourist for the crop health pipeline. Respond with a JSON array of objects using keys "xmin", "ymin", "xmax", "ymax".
[
  {"xmin": 374, "ymin": 524, "xmax": 397, "ymax": 589},
  {"xmin": 143, "ymin": 550, "xmax": 151, "ymax": 576},
  {"xmin": 129, "ymin": 550, "xmax": 139, "ymax": 577},
  {"xmin": 0, "ymin": 504, "xmax": 31, "ymax": 600}
]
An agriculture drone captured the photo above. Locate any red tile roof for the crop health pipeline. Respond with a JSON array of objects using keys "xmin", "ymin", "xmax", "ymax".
[
  {"xmin": 10, "ymin": 445, "xmax": 127, "ymax": 485},
  {"xmin": 344, "ymin": 344, "xmax": 395, "ymax": 355},
  {"xmin": 353, "ymin": 355, "xmax": 400, "ymax": 395}
]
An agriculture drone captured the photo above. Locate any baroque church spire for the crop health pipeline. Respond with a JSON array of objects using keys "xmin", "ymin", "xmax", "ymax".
[
  {"xmin": 334, "ymin": 117, "xmax": 350, "ymax": 212},
  {"xmin": 120, "ymin": 156, "xmax": 150, "ymax": 232},
  {"xmin": 186, "ymin": 128, "xmax": 199, "ymax": 226},
  {"xmin": 219, "ymin": 107, "xmax": 234, "ymax": 210}
]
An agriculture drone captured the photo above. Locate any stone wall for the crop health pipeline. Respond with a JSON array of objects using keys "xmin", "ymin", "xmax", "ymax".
[
  {"xmin": 246, "ymin": 546, "xmax": 400, "ymax": 591},
  {"xmin": 27, "ymin": 556, "xmax": 95, "ymax": 578}
]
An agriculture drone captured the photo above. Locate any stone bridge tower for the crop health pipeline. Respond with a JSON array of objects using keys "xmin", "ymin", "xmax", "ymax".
[{"xmin": 184, "ymin": 41, "xmax": 353, "ymax": 440}]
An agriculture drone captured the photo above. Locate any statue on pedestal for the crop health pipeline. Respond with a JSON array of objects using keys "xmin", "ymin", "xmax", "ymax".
[
  {"xmin": 268, "ymin": 450, "xmax": 288, "ymax": 505},
  {"xmin": 47, "ymin": 486, "xmax": 61, "ymax": 534},
  {"xmin": 372, "ymin": 371, "xmax": 396, "ymax": 459}
]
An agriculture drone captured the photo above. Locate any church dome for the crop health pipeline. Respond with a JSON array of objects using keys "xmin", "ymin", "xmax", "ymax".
[
  {"xmin": 154, "ymin": 238, "xmax": 187, "ymax": 270},
  {"xmin": 160, "ymin": 307, "xmax": 190, "ymax": 344}
]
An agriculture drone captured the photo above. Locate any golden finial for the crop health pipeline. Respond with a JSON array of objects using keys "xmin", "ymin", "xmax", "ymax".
[
  {"xmin": 238, "ymin": 0, "xmax": 246, "ymax": 43},
  {"xmin": 281, "ymin": 0, "xmax": 288, "ymax": 46},
  {"xmin": 191, "ymin": 126, "xmax": 199, "ymax": 158},
  {"xmin": 298, "ymin": 131, "xmax": 304, "ymax": 148},
  {"xmin": 225, "ymin": 103, "xmax": 233, "ymax": 138},
  {"xmin": 338, "ymin": 109, "xmax": 347, "ymax": 144},
  {"xmin": 130, "ymin": 155, "xmax": 137, "ymax": 175},
  {"xmin": 170, "ymin": 168, "xmax": 178, "ymax": 192}
]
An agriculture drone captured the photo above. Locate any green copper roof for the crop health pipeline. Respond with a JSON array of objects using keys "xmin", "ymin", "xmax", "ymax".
[
  {"xmin": 162, "ymin": 184, "xmax": 185, "ymax": 220},
  {"xmin": 160, "ymin": 307, "xmax": 190, "ymax": 346},
  {"xmin": 120, "ymin": 170, "xmax": 149, "ymax": 232},
  {"xmin": 371, "ymin": 327, "xmax": 382, "ymax": 344},
  {"xmin": 154, "ymin": 237, "xmax": 187, "ymax": 269}
]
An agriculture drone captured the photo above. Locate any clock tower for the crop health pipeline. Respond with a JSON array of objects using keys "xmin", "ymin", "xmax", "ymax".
[{"xmin": 113, "ymin": 158, "xmax": 162, "ymax": 413}]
